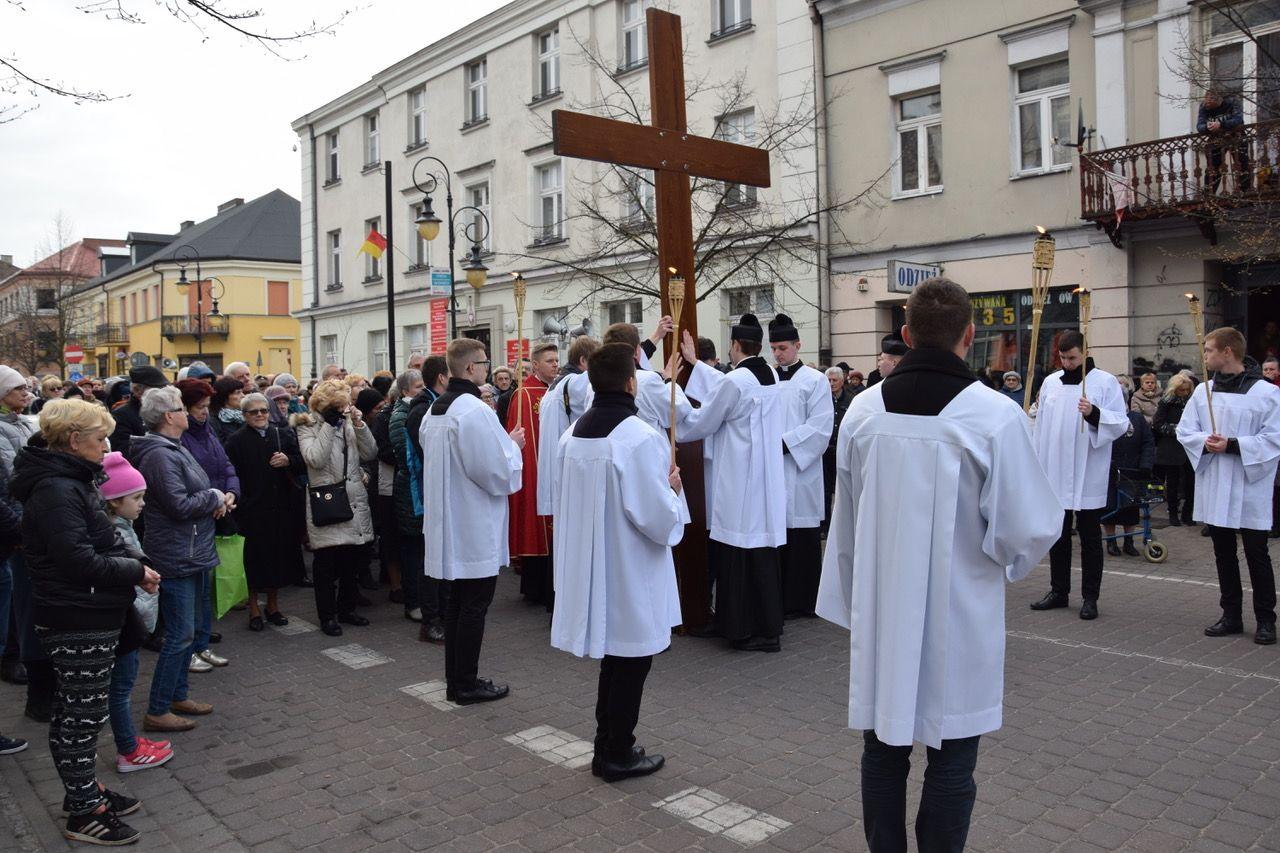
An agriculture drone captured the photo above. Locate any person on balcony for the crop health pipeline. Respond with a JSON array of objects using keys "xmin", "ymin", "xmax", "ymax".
[{"xmin": 1198, "ymin": 89, "xmax": 1248, "ymax": 194}]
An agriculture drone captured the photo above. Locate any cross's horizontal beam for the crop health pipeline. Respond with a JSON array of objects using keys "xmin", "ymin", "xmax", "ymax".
[{"xmin": 552, "ymin": 110, "xmax": 771, "ymax": 189}]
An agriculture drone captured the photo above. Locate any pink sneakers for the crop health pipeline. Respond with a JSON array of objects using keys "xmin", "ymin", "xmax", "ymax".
[{"xmin": 116, "ymin": 741, "xmax": 174, "ymax": 773}]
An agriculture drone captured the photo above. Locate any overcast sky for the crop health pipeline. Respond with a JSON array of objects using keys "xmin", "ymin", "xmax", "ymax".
[{"xmin": 1, "ymin": 0, "xmax": 509, "ymax": 265}]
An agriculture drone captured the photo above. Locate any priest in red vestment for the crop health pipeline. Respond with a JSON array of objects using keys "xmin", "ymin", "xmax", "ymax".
[{"xmin": 505, "ymin": 340, "xmax": 560, "ymax": 608}]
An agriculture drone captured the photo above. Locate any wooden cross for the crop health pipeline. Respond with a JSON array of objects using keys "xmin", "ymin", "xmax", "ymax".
[{"xmin": 552, "ymin": 8, "xmax": 772, "ymax": 632}]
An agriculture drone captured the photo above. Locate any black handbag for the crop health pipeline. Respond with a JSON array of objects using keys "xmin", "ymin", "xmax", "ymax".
[{"xmin": 308, "ymin": 426, "xmax": 354, "ymax": 526}]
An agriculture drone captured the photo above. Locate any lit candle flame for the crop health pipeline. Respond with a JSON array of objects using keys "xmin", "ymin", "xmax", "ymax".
[
  {"xmin": 1035, "ymin": 225, "xmax": 1048, "ymax": 235},
  {"xmin": 1185, "ymin": 292, "xmax": 1198, "ymax": 301},
  {"xmin": 668, "ymin": 267, "xmax": 680, "ymax": 277}
]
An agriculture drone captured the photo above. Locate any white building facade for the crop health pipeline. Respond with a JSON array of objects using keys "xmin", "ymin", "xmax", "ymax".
[{"xmin": 292, "ymin": 0, "xmax": 823, "ymax": 379}]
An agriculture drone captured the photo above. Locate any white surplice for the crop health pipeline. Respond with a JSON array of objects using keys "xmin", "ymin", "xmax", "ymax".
[
  {"xmin": 1032, "ymin": 368, "xmax": 1128, "ymax": 510},
  {"xmin": 536, "ymin": 371, "xmax": 592, "ymax": 516},
  {"xmin": 778, "ymin": 363, "xmax": 834, "ymax": 528},
  {"xmin": 1177, "ymin": 379, "xmax": 1280, "ymax": 530},
  {"xmin": 550, "ymin": 417, "xmax": 685, "ymax": 659},
  {"xmin": 420, "ymin": 391, "xmax": 523, "ymax": 580},
  {"xmin": 681, "ymin": 359, "xmax": 787, "ymax": 548},
  {"xmin": 816, "ymin": 383, "xmax": 1061, "ymax": 748}
]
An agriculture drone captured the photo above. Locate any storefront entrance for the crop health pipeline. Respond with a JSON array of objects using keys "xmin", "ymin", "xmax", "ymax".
[{"xmin": 1221, "ymin": 262, "xmax": 1280, "ymax": 363}]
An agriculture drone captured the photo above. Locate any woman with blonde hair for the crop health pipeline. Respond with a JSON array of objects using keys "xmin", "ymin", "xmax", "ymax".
[
  {"xmin": 293, "ymin": 379, "xmax": 378, "ymax": 636},
  {"xmin": 1130, "ymin": 372, "xmax": 1162, "ymax": 425},
  {"xmin": 1152, "ymin": 372, "xmax": 1197, "ymax": 525}
]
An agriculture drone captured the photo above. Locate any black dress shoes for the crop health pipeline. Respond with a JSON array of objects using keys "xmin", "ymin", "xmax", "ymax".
[
  {"xmin": 684, "ymin": 624, "xmax": 719, "ymax": 639},
  {"xmin": 0, "ymin": 661, "xmax": 28, "ymax": 685},
  {"xmin": 1204, "ymin": 616, "xmax": 1244, "ymax": 637},
  {"xmin": 599, "ymin": 752, "xmax": 665, "ymax": 783},
  {"xmin": 320, "ymin": 619, "xmax": 343, "ymax": 637},
  {"xmin": 1255, "ymin": 622, "xmax": 1276, "ymax": 645},
  {"xmin": 265, "ymin": 611, "xmax": 289, "ymax": 627},
  {"xmin": 1079, "ymin": 600, "xmax": 1098, "ymax": 620},
  {"xmin": 248, "ymin": 615, "xmax": 265, "ymax": 632},
  {"xmin": 297, "ymin": 575, "xmax": 315, "ymax": 588},
  {"xmin": 1106, "ymin": 541, "xmax": 1122, "ymax": 557},
  {"xmin": 208, "ymin": 632, "xmax": 222, "ymax": 644},
  {"xmin": 453, "ymin": 678, "xmax": 510, "ymax": 705},
  {"xmin": 1169, "ymin": 516, "xmax": 1183, "ymax": 527},
  {"xmin": 592, "ymin": 746, "xmax": 644, "ymax": 777},
  {"xmin": 337, "ymin": 612, "xmax": 370, "ymax": 627},
  {"xmin": 731, "ymin": 636, "xmax": 781, "ymax": 653},
  {"xmin": 1030, "ymin": 591, "xmax": 1068, "ymax": 610}
]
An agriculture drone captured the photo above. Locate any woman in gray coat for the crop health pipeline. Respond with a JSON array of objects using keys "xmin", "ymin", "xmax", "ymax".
[{"xmin": 292, "ymin": 380, "xmax": 377, "ymax": 637}]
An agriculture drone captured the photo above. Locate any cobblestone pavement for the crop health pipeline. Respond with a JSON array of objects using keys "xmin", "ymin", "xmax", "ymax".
[{"xmin": 2, "ymin": 521, "xmax": 1279, "ymax": 852}]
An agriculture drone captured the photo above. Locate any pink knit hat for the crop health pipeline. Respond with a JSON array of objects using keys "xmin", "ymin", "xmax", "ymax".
[{"xmin": 100, "ymin": 451, "xmax": 146, "ymax": 500}]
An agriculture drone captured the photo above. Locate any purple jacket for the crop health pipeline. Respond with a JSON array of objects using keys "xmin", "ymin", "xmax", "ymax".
[{"xmin": 181, "ymin": 417, "xmax": 241, "ymax": 498}]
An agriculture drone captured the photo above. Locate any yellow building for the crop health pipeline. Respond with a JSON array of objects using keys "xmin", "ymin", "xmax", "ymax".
[{"xmin": 64, "ymin": 191, "xmax": 303, "ymax": 379}]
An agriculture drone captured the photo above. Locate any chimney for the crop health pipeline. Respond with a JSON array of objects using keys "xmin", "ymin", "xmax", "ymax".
[
  {"xmin": 0, "ymin": 254, "xmax": 12, "ymax": 266},
  {"xmin": 179, "ymin": 220, "xmax": 195, "ymax": 231},
  {"xmin": 217, "ymin": 197, "xmax": 245, "ymax": 214}
]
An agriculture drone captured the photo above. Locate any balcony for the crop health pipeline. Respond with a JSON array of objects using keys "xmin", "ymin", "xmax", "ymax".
[
  {"xmin": 95, "ymin": 324, "xmax": 129, "ymax": 347},
  {"xmin": 1080, "ymin": 119, "xmax": 1280, "ymax": 247},
  {"xmin": 162, "ymin": 314, "xmax": 229, "ymax": 341}
]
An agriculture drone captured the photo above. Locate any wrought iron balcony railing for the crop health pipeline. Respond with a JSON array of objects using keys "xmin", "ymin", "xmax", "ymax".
[
  {"xmin": 95, "ymin": 324, "xmax": 129, "ymax": 346},
  {"xmin": 162, "ymin": 314, "xmax": 229, "ymax": 340}
]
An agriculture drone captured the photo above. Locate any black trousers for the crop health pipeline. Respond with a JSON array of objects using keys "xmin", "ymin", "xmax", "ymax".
[
  {"xmin": 519, "ymin": 554, "xmax": 554, "ymax": 611},
  {"xmin": 861, "ymin": 731, "xmax": 981, "ymax": 853},
  {"xmin": 1209, "ymin": 526, "xmax": 1277, "ymax": 623},
  {"xmin": 1158, "ymin": 462, "xmax": 1195, "ymax": 522},
  {"xmin": 781, "ymin": 527, "xmax": 822, "ymax": 617},
  {"xmin": 312, "ymin": 544, "xmax": 362, "ymax": 622},
  {"xmin": 594, "ymin": 654, "xmax": 653, "ymax": 761},
  {"xmin": 444, "ymin": 575, "xmax": 497, "ymax": 689},
  {"xmin": 1049, "ymin": 509, "xmax": 1103, "ymax": 601}
]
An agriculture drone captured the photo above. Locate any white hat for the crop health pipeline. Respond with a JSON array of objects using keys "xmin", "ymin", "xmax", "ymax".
[{"xmin": 0, "ymin": 365, "xmax": 26, "ymax": 397}]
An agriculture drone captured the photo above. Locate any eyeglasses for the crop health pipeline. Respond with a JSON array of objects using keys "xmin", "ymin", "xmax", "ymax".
[
  {"xmin": 471, "ymin": 360, "xmax": 491, "ymax": 368},
  {"xmin": 243, "ymin": 408, "xmax": 269, "ymax": 415}
]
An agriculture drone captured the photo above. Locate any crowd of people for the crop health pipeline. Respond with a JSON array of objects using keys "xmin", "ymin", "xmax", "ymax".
[{"xmin": 0, "ymin": 286, "xmax": 1276, "ymax": 849}]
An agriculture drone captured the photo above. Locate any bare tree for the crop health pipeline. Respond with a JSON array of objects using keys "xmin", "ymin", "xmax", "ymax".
[
  {"xmin": 502, "ymin": 23, "xmax": 883, "ymax": 323},
  {"xmin": 2, "ymin": 0, "xmax": 352, "ymax": 123}
]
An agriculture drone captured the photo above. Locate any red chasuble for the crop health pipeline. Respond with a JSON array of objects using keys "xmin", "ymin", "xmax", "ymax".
[{"xmin": 505, "ymin": 374, "xmax": 551, "ymax": 558}]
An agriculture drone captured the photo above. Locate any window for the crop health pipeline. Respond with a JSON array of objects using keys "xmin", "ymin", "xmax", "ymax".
[
  {"xmin": 321, "ymin": 334, "xmax": 339, "ymax": 366},
  {"xmin": 894, "ymin": 90, "xmax": 942, "ymax": 196},
  {"xmin": 716, "ymin": 110, "xmax": 757, "ymax": 205},
  {"xmin": 405, "ymin": 324, "xmax": 428, "ymax": 357},
  {"xmin": 726, "ymin": 286, "xmax": 774, "ymax": 320},
  {"xmin": 1206, "ymin": 5, "xmax": 1280, "ymax": 125},
  {"xmin": 535, "ymin": 162, "xmax": 564, "ymax": 242},
  {"xmin": 537, "ymin": 28, "xmax": 560, "ymax": 98},
  {"xmin": 36, "ymin": 289, "xmax": 56, "ymax": 310},
  {"xmin": 623, "ymin": 168, "xmax": 655, "ymax": 222},
  {"xmin": 364, "ymin": 112, "xmax": 380, "ymax": 166},
  {"xmin": 466, "ymin": 59, "xmax": 488, "ymax": 125},
  {"xmin": 364, "ymin": 218, "xmax": 382, "ymax": 281},
  {"xmin": 606, "ymin": 299, "xmax": 643, "ymax": 325},
  {"xmin": 141, "ymin": 288, "xmax": 149, "ymax": 320},
  {"xmin": 410, "ymin": 203, "xmax": 431, "ymax": 268},
  {"xmin": 326, "ymin": 131, "xmax": 340, "ymax": 183},
  {"xmin": 327, "ymin": 230, "xmax": 342, "ymax": 288},
  {"xmin": 129, "ymin": 293, "xmax": 137, "ymax": 325},
  {"xmin": 715, "ymin": 0, "xmax": 751, "ymax": 36},
  {"xmin": 1013, "ymin": 58, "xmax": 1070, "ymax": 174},
  {"xmin": 408, "ymin": 87, "xmax": 427, "ymax": 147},
  {"xmin": 369, "ymin": 329, "xmax": 389, "ymax": 373},
  {"xmin": 267, "ymin": 281, "xmax": 290, "ymax": 316},
  {"xmin": 467, "ymin": 182, "xmax": 492, "ymax": 252},
  {"xmin": 620, "ymin": 0, "xmax": 649, "ymax": 70},
  {"xmin": 152, "ymin": 285, "xmax": 160, "ymax": 319}
]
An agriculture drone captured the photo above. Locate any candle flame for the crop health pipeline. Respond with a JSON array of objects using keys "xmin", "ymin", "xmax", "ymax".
[
  {"xmin": 668, "ymin": 266, "xmax": 680, "ymax": 277},
  {"xmin": 1035, "ymin": 225, "xmax": 1047, "ymax": 235},
  {"xmin": 1184, "ymin": 292, "xmax": 1198, "ymax": 301},
  {"xmin": 1073, "ymin": 287, "xmax": 1088, "ymax": 294}
]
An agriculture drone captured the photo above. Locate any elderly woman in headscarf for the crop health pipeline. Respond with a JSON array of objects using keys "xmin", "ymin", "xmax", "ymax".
[
  {"xmin": 264, "ymin": 385, "xmax": 292, "ymax": 429},
  {"xmin": 224, "ymin": 393, "xmax": 306, "ymax": 631},
  {"xmin": 271, "ymin": 373, "xmax": 308, "ymax": 415}
]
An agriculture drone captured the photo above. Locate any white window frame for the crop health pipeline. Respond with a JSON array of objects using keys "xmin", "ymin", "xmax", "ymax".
[
  {"xmin": 327, "ymin": 230, "xmax": 342, "ymax": 288},
  {"xmin": 716, "ymin": 109, "xmax": 757, "ymax": 206},
  {"xmin": 364, "ymin": 218, "xmax": 381, "ymax": 281},
  {"xmin": 467, "ymin": 59, "xmax": 488, "ymax": 124},
  {"xmin": 537, "ymin": 28, "xmax": 560, "ymax": 99},
  {"xmin": 892, "ymin": 90, "xmax": 943, "ymax": 198},
  {"xmin": 534, "ymin": 161, "xmax": 565, "ymax": 243},
  {"xmin": 364, "ymin": 112, "xmax": 380, "ymax": 166},
  {"xmin": 725, "ymin": 286, "xmax": 775, "ymax": 334},
  {"xmin": 466, "ymin": 182, "xmax": 492, "ymax": 252},
  {"xmin": 715, "ymin": 0, "xmax": 751, "ymax": 35},
  {"xmin": 622, "ymin": 168, "xmax": 655, "ymax": 222},
  {"xmin": 620, "ymin": 0, "xmax": 650, "ymax": 70},
  {"xmin": 321, "ymin": 334, "xmax": 339, "ymax": 366},
  {"xmin": 1011, "ymin": 57, "xmax": 1071, "ymax": 177},
  {"xmin": 410, "ymin": 203, "xmax": 431, "ymax": 268},
  {"xmin": 368, "ymin": 329, "xmax": 389, "ymax": 373},
  {"xmin": 605, "ymin": 299, "xmax": 643, "ymax": 326},
  {"xmin": 1204, "ymin": 10, "xmax": 1280, "ymax": 126},
  {"xmin": 408, "ymin": 87, "xmax": 427, "ymax": 147},
  {"xmin": 325, "ymin": 131, "xmax": 340, "ymax": 183},
  {"xmin": 405, "ymin": 324, "xmax": 428, "ymax": 357}
]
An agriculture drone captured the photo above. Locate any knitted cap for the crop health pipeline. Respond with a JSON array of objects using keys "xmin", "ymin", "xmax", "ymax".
[
  {"xmin": 0, "ymin": 365, "xmax": 26, "ymax": 396},
  {"xmin": 355, "ymin": 388, "xmax": 384, "ymax": 419},
  {"xmin": 100, "ymin": 451, "xmax": 146, "ymax": 500},
  {"xmin": 264, "ymin": 385, "xmax": 290, "ymax": 402}
]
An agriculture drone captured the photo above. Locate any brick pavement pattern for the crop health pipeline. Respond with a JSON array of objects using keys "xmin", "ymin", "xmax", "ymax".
[{"xmin": 1, "ymin": 522, "xmax": 1279, "ymax": 851}]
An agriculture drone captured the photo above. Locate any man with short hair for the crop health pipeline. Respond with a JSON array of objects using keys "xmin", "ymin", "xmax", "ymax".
[
  {"xmin": 823, "ymin": 366, "xmax": 853, "ymax": 534},
  {"xmin": 818, "ymin": 277, "xmax": 1060, "ymax": 853},
  {"xmin": 505, "ymin": 342, "xmax": 560, "ymax": 607},
  {"xmin": 109, "ymin": 366, "xmax": 169, "ymax": 459},
  {"xmin": 321, "ymin": 364, "xmax": 347, "ymax": 382},
  {"xmin": 1198, "ymin": 88, "xmax": 1248, "ymax": 193},
  {"xmin": 1178, "ymin": 327, "xmax": 1280, "ymax": 645},
  {"xmin": 678, "ymin": 315, "xmax": 786, "ymax": 652},
  {"xmin": 1263, "ymin": 356, "xmax": 1280, "ymax": 385},
  {"xmin": 224, "ymin": 362, "xmax": 254, "ymax": 392},
  {"xmin": 406, "ymin": 353, "xmax": 425, "ymax": 373},
  {"xmin": 769, "ymin": 315, "xmax": 834, "ymax": 617},
  {"xmin": 400, "ymin": 357, "xmax": 449, "ymax": 641},
  {"xmin": 421, "ymin": 338, "xmax": 525, "ymax": 704},
  {"xmin": 537, "ymin": 336, "xmax": 601, "ymax": 518},
  {"xmin": 1029, "ymin": 331, "xmax": 1127, "ymax": 621},
  {"xmin": 697, "ymin": 337, "xmax": 729, "ymax": 374},
  {"xmin": 866, "ymin": 335, "xmax": 908, "ymax": 387}
]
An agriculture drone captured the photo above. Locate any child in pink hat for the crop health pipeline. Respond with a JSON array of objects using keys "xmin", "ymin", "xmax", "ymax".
[{"xmin": 100, "ymin": 452, "xmax": 175, "ymax": 774}]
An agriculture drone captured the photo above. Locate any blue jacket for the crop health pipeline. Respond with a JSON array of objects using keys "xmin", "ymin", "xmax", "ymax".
[{"xmin": 129, "ymin": 432, "xmax": 223, "ymax": 579}]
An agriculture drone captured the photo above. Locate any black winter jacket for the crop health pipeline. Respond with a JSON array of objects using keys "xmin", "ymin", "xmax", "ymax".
[
  {"xmin": 1152, "ymin": 396, "xmax": 1192, "ymax": 467},
  {"xmin": 9, "ymin": 446, "xmax": 145, "ymax": 628}
]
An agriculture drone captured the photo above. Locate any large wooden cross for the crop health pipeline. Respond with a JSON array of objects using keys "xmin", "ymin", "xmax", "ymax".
[{"xmin": 552, "ymin": 8, "xmax": 771, "ymax": 630}]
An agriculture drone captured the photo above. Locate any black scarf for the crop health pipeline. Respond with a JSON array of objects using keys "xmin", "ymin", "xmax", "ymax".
[
  {"xmin": 880, "ymin": 347, "xmax": 977, "ymax": 416},
  {"xmin": 572, "ymin": 391, "xmax": 639, "ymax": 438},
  {"xmin": 431, "ymin": 378, "xmax": 481, "ymax": 415}
]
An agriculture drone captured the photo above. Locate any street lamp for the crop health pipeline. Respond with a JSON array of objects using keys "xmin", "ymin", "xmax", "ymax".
[
  {"xmin": 412, "ymin": 156, "xmax": 492, "ymax": 337},
  {"xmin": 173, "ymin": 248, "xmax": 225, "ymax": 358}
]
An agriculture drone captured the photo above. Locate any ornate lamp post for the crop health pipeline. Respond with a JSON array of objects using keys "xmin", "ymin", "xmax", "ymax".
[
  {"xmin": 173, "ymin": 249, "xmax": 226, "ymax": 359},
  {"xmin": 411, "ymin": 156, "xmax": 492, "ymax": 338}
]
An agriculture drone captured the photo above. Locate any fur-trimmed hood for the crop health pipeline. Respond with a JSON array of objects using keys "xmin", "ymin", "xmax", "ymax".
[{"xmin": 289, "ymin": 411, "xmax": 317, "ymax": 428}]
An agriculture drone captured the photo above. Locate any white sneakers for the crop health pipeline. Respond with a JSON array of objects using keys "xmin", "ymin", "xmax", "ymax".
[{"xmin": 188, "ymin": 649, "xmax": 229, "ymax": 672}]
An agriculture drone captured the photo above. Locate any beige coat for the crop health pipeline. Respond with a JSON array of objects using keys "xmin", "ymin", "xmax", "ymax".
[
  {"xmin": 292, "ymin": 412, "xmax": 378, "ymax": 549},
  {"xmin": 1130, "ymin": 389, "xmax": 1161, "ymax": 425}
]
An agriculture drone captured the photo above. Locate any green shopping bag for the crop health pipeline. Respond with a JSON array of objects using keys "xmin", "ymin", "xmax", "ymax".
[{"xmin": 213, "ymin": 535, "xmax": 249, "ymax": 619}]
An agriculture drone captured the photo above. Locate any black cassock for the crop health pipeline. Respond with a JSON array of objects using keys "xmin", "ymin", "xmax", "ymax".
[{"xmin": 225, "ymin": 424, "xmax": 307, "ymax": 591}]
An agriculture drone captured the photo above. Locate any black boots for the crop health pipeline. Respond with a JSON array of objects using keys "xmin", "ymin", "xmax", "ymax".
[
  {"xmin": 1204, "ymin": 616, "xmax": 1245, "ymax": 637},
  {"xmin": 1030, "ymin": 591, "xmax": 1068, "ymax": 610},
  {"xmin": 1122, "ymin": 537, "xmax": 1141, "ymax": 557},
  {"xmin": 1256, "ymin": 622, "xmax": 1277, "ymax": 645},
  {"xmin": 1106, "ymin": 540, "xmax": 1122, "ymax": 557},
  {"xmin": 1079, "ymin": 600, "xmax": 1099, "ymax": 620}
]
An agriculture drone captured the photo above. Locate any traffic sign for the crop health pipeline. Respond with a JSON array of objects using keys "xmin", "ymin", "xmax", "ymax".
[
  {"xmin": 129, "ymin": 351, "xmax": 149, "ymax": 368},
  {"xmin": 63, "ymin": 345, "xmax": 85, "ymax": 364},
  {"xmin": 68, "ymin": 371, "xmax": 84, "ymax": 383}
]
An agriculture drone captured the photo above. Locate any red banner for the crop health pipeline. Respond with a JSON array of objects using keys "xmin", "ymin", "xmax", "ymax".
[
  {"xmin": 429, "ymin": 298, "xmax": 448, "ymax": 355},
  {"xmin": 505, "ymin": 338, "xmax": 530, "ymax": 367}
]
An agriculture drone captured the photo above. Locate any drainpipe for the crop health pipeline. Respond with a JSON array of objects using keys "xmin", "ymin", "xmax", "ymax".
[
  {"xmin": 308, "ymin": 123, "xmax": 319, "ymax": 380},
  {"xmin": 808, "ymin": 0, "xmax": 833, "ymax": 364}
]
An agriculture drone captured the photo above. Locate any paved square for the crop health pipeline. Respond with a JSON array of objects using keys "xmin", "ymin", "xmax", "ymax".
[
  {"xmin": 320, "ymin": 642, "xmax": 392, "ymax": 669},
  {"xmin": 1, "ymin": 522, "xmax": 1278, "ymax": 851}
]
